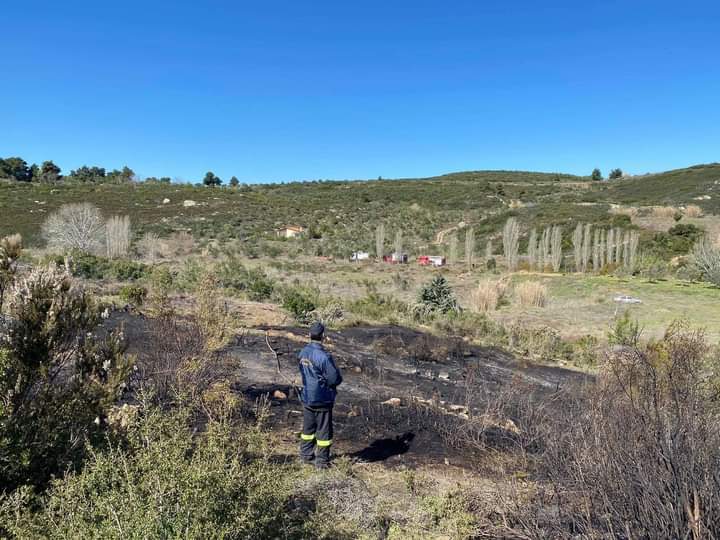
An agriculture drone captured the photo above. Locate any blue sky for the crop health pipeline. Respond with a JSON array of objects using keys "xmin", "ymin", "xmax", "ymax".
[{"xmin": 2, "ymin": 0, "xmax": 719, "ymax": 182}]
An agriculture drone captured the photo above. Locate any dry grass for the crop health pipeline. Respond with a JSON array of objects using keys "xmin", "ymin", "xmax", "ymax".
[
  {"xmin": 471, "ymin": 277, "xmax": 509, "ymax": 312},
  {"xmin": 684, "ymin": 204, "xmax": 704, "ymax": 218},
  {"xmin": 610, "ymin": 205, "xmax": 639, "ymax": 218},
  {"xmin": 515, "ymin": 281, "xmax": 548, "ymax": 308},
  {"xmin": 651, "ymin": 205, "xmax": 679, "ymax": 219}
]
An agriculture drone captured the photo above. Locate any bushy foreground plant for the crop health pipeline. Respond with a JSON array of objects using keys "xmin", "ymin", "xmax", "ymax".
[
  {"xmin": 0, "ymin": 264, "xmax": 132, "ymax": 491},
  {"xmin": 1, "ymin": 407, "xmax": 300, "ymax": 539},
  {"xmin": 537, "ymin": 322, "xmax": 720, "ymax": 537}
]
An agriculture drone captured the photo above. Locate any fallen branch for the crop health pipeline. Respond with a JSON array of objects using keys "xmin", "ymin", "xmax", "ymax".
[{"xmin": 265, "ymin": 331, "xmax": 301, "ymax": 399}]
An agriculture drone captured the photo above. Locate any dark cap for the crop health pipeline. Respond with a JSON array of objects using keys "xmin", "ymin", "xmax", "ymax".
[{"xmin": 309, "ymin": 321, "xmax": 325, "ymax": 340}]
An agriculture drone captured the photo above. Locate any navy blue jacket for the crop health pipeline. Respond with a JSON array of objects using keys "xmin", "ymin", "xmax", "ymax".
[{"xmin": 298, "ymin": 342, "xmax": 342, "ymax": 407}]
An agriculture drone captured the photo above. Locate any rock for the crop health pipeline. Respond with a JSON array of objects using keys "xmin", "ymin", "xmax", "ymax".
[
  {"xmin": 347, "ymin": 405, "xmax": 361, "ymax": 417},
  {"xmin": 272, "ymin": 390, "xmax": 287, "ymax": 400},
  {"xmin": 162, "ymin": 198, "xmax": 170, "ymax": 204},
  {"xmin": 458, "ymin": 413, "xmax": 470, "ymax": 420},
  {"xmin": 352, "ymin": 366, "xmax": 362, "ymax": 373},
  {"xmin": 438, "ymin": 371, "xmax": 450, "ymax": 381},
  {"xmin": 183, "ymin": 200, "xmax": 197, "ymax": 207},
  {"xmin": 502, "ymin": 419, "xmax": 520, "ymax": 434},
  {"xmin": 447, "ymin": 404, "xmax": 468, "ymax": 414},
  {"xmin": 381, "ymin": 397, "xmax": 401, "ymax": 407}
]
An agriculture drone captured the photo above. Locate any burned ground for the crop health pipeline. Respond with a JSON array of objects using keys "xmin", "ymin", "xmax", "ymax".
[{"xmin": 113, "ymin": 308, "xmax": 590, "ymax": 470}]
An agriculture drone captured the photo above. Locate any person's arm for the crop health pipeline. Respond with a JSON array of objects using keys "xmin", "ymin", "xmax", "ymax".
[{"xmin": 323, "ymin": 354, "xmax": 343, "ymax": 388}]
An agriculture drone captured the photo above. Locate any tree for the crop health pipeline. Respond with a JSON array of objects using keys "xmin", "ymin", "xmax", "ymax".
[
  {"xmin": 417, "ymin": 275, "xmax": 458, "ymax": 315},
  {"xmin": 38, "ymin": 160, "xmax": 62, "ymax": 183},
  {"xmin": 0, "ymin": 157, "xmax": 32, "ymax": 181},
  {"xmin": 582, "ymin": 224, "xmax": 592, "ymax": 272},
  {"xmin": 448, "ymin": 235, "xmax": 458, "ymax": 265},
  {"xmin": 229, "ymin": 176, "xmax": 239, "ymax": 187},
  {"xmin": 551, "ymin": 225, "xmax": 563, "ymax": 272},
  {"xmin": 106, "ymin": 215, "xmax": 131, "ymax": 258},
  {"xmin": 573, "ymin": 223, "xmax": 583, "ymax": 272},
  {"xmin": 375, "ymin": 224, "xmax": 385, "ymax": 260},
  {"xmin": 69, "ymin": 166, "xmax": 106, "ymax": 183},
  {"xmin": 527, "ymin": 228, "xmax": 538, "ymax": 271},
  {"xmin": 394, "ymin": 229, "xmax": 403, "ymax": 258},
  {"xmin": 42, "ymin": 203, "xmax": 106, "ymax": 253},
  {"xmin": 203, "ymin": 171, "xmax": 222, "ymax": 186},
  {"xmin": 465, "ymin": 227, "xmax": 475, "ymax": 268},
  {"xmin": 591, "ymin": 168, "xmax": 603, "ymax": 181},
  {"xmin": 502, "ymin": 217, "xmax": 520, "ymax": 271},
  {"xmin": 609, "ymin": 168, "xmax": 623, "ymax": 180}
]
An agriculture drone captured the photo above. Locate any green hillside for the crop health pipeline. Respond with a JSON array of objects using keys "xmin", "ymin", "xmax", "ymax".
[{"xmin": 0, "ymin": 164, "xmax": 717, "ymax": 256}]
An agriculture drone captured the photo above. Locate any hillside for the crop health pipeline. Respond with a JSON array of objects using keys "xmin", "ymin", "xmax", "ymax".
[{"xmin": 1, "ymin": 164, "xmax": 717, "ymax": 257}]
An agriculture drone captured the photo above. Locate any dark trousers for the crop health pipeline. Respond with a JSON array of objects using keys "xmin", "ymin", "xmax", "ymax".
[{"xmin": 300, "ymin": 404, "xmax": 333, "ymax": 466}]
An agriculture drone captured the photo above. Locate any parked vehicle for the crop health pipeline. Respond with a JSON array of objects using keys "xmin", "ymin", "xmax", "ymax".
[
  {"xmin": 350, "ymin": 251, "xmax": 370, "ymax": 261},
  {"xmin": 418, "ymin": 255, "xmax": 445, "ymax": 267}
]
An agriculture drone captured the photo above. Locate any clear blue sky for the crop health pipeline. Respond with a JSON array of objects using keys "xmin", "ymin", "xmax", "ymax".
[{"xmin": 2, "ymin": 0, "xmax": 719, "ymax": 182}]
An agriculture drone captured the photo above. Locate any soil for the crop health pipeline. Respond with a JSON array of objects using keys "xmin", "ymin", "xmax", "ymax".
[{"xmin": 112, "ymin": 310, "xmax": 591, "ymax": 470}]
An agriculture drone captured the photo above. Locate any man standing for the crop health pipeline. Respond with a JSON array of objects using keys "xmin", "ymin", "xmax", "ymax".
[{"xmin": 298, "ymin": 322, "xmax": 342, "ymax": 468}]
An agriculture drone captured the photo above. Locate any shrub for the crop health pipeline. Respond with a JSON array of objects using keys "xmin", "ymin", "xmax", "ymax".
[
  {"xmin": 684, "ymin": 204, "xmax": 703, "ymax": 217},
  {"xmin": 118, "ymin": 284, "xmax": 147, "ymax": 306},
  {"xmin": 470, "ymin": 277, "xmax": 508, "ymax": 312},
  {"xmin": 0, "ymin": 264, "xmax": 132, "ymax": 491},
  {"xmin": 515, "ymin": 280, "xmax": 548, "ymax": 308},
  {"xmin": 608, "ymin": 309, "xmax": 641, "ymax": 347},
  {"xmin": 691, "ymin": 235, "xmax": 720, "ymax": 286},
  {"xmin": 0, "ymin": 233, "xmax": 22, "ymax": 311},
  {"xmin": 108, "ymin": 258, "xmax": 147, "ymax": 280},
  {"xmin": 282, "ymin": 287, "xmax": 317, "ymax": 324},
  {"xmin": 1, "ymin": 408, "xmax": 302, "ymax": 539},
  {"xmin": 542, "ymin": 322, "xmax": 720, "ymax": 537},
  {"xmin": 416, "ymin": 275, "xmax": 458, "ymax": 317}
]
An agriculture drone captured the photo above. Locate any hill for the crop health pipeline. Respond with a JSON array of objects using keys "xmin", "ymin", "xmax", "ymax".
[{"xmin": 0, "ymin": 164, "xmax": 717, "ymax": 257}]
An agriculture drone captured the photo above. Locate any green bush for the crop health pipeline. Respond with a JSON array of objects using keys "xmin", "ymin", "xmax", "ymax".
[
  {"xmin": 1, "ymin": 408, "xmax": 305, "ymax": 539},
  {"xmin": 281, "ymin": 287, "xmax": 317, "ymax": 324},
  {"xmin": 416, "ymin": 275, "xmax": 458, "ymax": 316},
  {"xmin": 118, "ymin": 284, "xmax": 148, "ymax": 306},
  {"xmin": 56, "ymin": 252, "xmax": 148, "ymax": 281},
  {"xmin": 108, "ymin": 258, "xmax": 147, "ymax": 280},
  {"xmin": 608, "ymin": 310, "xmax": 642, "ymax": 347},
  {"xmin": 0, "ymin": 264, "xmax": 132, "ymax": 492}
]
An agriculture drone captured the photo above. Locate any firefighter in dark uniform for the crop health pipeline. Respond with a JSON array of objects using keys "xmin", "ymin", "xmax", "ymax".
[{"xmin": 298, "ymin": 322, "xmax": 342, "ymax": 468}]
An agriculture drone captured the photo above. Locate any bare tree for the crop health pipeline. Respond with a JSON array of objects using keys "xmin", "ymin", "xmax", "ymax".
[
  {"xmin": 542, "ymin": 227, "xmax": 552, "ymax": 270},
  {"xmin": 375, "ymin": 224, "xmax": 385, "ymax": 260},
  {"xmin": 582, "ymin": 224, "xmax": 592, "ymax": 272},
  {"xmin": 527, "ymin": 228, "xmax": 538, "ymax": 271},
  {"xmin": 448, "ymin": 235, "xmax": 458, "ymax": 265},
  {"xmin": 607, "ymin": 228, "xmax": 615, "ymax": 264},
  {"xmin": 138, "ymin": 232, "xmax": 162, "ymax": 263},
  {"xmin": 485, "ymin": 239, "xmax": 493, "ymax": 261},
  {"xmin": 572, "ymin": 223, "xmax": 583, "ymax": 272},
  {"xmin": 465, "ymin": 227, "xmax": 475, "ymax": 268},
  {"xmin": 614, "ymin": 228, "xmax": 623, "ymax": 265},
  {"xmin": 628, "ymin": 230, "xmax": 640, "ymax": 271},
  {"xmin": 592, "ymin": 229, "xmax": 601, "ymax": 271},
  {"xmin": 550, "ymin": 226, "xmax": 563, "ymax": 272},
  {"xmin": 599, "ymin": 229, "xmax": 606, "ymax": 268},
  {"xmin": 394, "ymin": 229, "xmax": 403, "ymax": 259},
  {"xmin": 42, "ymin": 202, "xmax": 105, "ymax": 254},
  {"xmin": 692, "ymin": 235, "xmax": 720, "ymax": 286},
  {"xmin": 106, "ymin": 215, "xmax": 131, "ymax": 259},
  {"xmin": 502, "ymin": 217, "xmax": 520, "ymax": 271}
]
